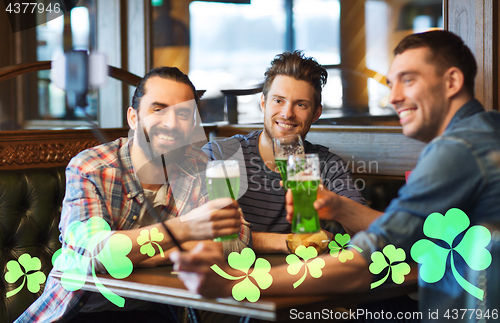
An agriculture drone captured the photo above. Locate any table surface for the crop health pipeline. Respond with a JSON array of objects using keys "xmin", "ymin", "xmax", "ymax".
[{"xmin": 50, "ymin": 254, "xmax": 418, "ymax": 321}]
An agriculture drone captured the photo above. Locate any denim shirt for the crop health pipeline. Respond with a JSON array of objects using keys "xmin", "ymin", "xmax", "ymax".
[{"xmin": 351, "ymin": 99, "xmax": 500, "ymax": 318}]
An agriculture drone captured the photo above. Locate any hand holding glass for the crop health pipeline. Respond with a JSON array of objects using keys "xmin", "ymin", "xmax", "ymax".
[
  {"xmin": 206, "ymin": 160, "xmax": 240, "ymax": 241},
  {"xmin": 287, "ymin": 154, "xmax": 321, "ymax": 233},
  {"xmin": 273, "ymin": 134, "xmax": 304, "ymax": 190}
]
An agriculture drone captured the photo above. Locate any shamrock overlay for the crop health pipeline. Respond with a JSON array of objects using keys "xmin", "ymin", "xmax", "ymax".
[
  {"xmin": 5, "ymin": 253, "xmax": 46, "ymax": 298},
  {"xmin": 410, "ymin": 208, "xmax": 492, "ymax": 300},
  {"xmin": 52, "ymin": 217, "xmax": 133, "ymax": 307},
  {"xmin": 211, "ymin": 248, "xmax": 272, "ymax": 302},
  {"xmin": 328, "ymin": 233, "xmax": 362, "ymax": 262},
  {"xmin": 286, "ymin": 245, "xmax": 326, "ymax": 289},
  {"xmin": 137, "ymin": 227, "xmax": 165, "ymax": 257},
  {"xmin": 369, "ymin": 244, "xmax": 410, "ymax": 289}
]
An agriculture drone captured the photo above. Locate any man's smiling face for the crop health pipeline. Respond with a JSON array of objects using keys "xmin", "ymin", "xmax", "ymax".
[
  {"xmin": 387, "ymin": 47, "xmax": 449, "ymax": 143},
  {"xmin": 261, "ymin": 75, "xmax": 322, "ymax": 141},
  {"xmin": 128, "ymin": 76, "xmax": 196, "ymax": 159}
]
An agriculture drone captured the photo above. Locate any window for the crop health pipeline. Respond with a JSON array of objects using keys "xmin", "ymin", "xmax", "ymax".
[
  {"xmin": 187, "ymin": 0, "xmax": 443, "ymax": 124},
  {"xmin": 0, "ymin": 0, "xmax": 143, "ymax": 130},
  {"xmin": 34, "ymin": 1, "xmax": 98, "ymax": 126}
]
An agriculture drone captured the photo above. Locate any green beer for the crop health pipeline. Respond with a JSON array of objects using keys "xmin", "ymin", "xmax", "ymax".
[
  {"xmin": 206, "ymin": 160, "xmax": 240, "ymax": 241},
  {"xmin": 287, "ymin": 154, "xmax": 321, "ymax": 233},
  {"xmin": 288, "ymin": 177, "xmax": 320, "ymax": 233},
  {"xmin": 206, "ymin": 177, "xmax": 240, "ymax": 201},
  {"xmin": 273, "ymin": 134, "xmax": 304, "ymax": 191},
  {"xmin": 275, "ymin": 158, "xmax": 288, "ymax": 189}
]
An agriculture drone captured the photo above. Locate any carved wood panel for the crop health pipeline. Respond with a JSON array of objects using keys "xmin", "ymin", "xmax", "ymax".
[
  {"xmin": 0, "ymin": 128, "xmax": 129, "ymax": 170},
  {"xmin": 0, "ymin": 125, "xmax": 216, "ymax": 170},
  {"xmin": 0, "ymin": 141, "xmax": 99, "ymax": 167}
]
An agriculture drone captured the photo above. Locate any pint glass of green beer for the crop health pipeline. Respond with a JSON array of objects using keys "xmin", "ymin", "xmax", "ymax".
[
  {"xmin": 206, "ymin": 160, "xmax": 240, "ymax": 241},
  {"xmin": 287, "ymin": 154, "xmax": 321, "ymax": 233},
  {"xmin": 273, "ymin": 134, "xmax": 304, "ymax": 190}
]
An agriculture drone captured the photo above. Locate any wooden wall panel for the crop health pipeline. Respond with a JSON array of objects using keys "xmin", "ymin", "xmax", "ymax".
[
  {"xmin": 447, "ymin": 0, "xmax": 498, "ymax": 111},
  {"xmin": 0, "ymin": 125, "xmax": 216, "ymax": 170},
  {"xmin": 306, "ymin": 127, "xmax": 426, "ymax": 176},
  {"xmin": 0, "ymin": 128, "xmax": 129, "ymax": 170},
  {"xmin": 215, "ymin": 125, "xmax": 426, "ymax": 177}
]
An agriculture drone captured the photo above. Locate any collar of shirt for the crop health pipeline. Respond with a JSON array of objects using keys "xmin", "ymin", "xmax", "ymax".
[
  {"xmin": 119, "ymin": 139, "xmax": 203, "ymax": 218},
  {"xmin": 445, "ymin": 99, "xmax": 485, "ymax": 132}
]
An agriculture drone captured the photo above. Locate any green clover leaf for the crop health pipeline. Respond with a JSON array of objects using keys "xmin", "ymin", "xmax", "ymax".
[
  {"xmin": 249, "ymin": 258, "xmax": 273, "ymax": 289},
  {"xmin": 328, "ymin": 233, "xmax": 363, "ymax": 263},
  {"xmin": 369, "ymin": 244, "xmax": 410, "ymax": 289},
  {"xmin": 228, "ymin": 247, "xmax": 256, "ymax": 273},
  {"xmin": 286, "ymin": 246, "xmax": 326, "ymax": 288},
  {"xmin": 137, "ymin": 228, "xmax": 165, "ymax": 258},
  {"xmin": 295, "ymin": 245, "xmax": 319, "ymax": 261},
  {"xmin": 210, "ymin": 248, "xmax": 272, "ymax": 302},
  {"xmin": 5, "ymin": 261, "xmax": 24, "ymax": 284},
  {"xmin": 411, "ymin": 208, "xmax": 492, "ymax": 300},
  {"xmin": 95, "ymin": 234, "xmax": 134, "ymax": 279},
  {"xmin": 53, "ymin": 217, "xmax": 133, "ymax": 307},
  {"xmin": 410, "ymin": 240, "xmax": 448, "ymax": 283},
  {"xmin": 232, "ymin": 277, "xmax": 260, "ymax": 302},
  {"xmin": 5, "ymin": 253, "xmax": 46, "ymax": 298}
]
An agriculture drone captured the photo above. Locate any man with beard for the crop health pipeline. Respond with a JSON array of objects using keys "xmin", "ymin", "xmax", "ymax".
[
  {"xmin": 16, "ymin": 67, "xmax": 242, "ymax": 323},
  {"xmin": 203, "ymin": 51, "xmax": 365, "ymax": 254}
]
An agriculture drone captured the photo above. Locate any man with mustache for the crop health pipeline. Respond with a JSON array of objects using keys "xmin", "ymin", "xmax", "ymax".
[
  {"xmin": 203, "ymin": 51, "xmax": 366, "ymax": 255},
  {"xmin": 172, "ymin": 30, "xmax": 500, "ymax": 320},
  {"xmin": 16, "ymin": 67, "xmax": 242, "ymax": 323}
]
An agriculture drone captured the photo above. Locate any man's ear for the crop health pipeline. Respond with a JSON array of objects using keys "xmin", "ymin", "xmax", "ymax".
[
  {"xmin": 445, "ymin": 67, "xmax": 465, "ymax": 99},
  {"xmin": 127, "ymin": 107, "xmax": 138, "ymax": 130},
  {"xmin": 260, "ymin": 94, "xmax": 266, "ymax": 114},
  {"xmin": 312, "ymin": 104, "xmax": 323, "ymax": 123}
]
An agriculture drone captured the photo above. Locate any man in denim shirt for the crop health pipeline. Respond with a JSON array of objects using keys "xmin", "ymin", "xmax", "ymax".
[{"xmin": 171, "ymin": 30, "xmax": 500, "ymax": 321}]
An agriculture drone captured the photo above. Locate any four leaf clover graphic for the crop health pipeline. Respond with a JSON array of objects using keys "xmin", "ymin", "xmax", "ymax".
[
  {"xmin": 328, "ymin": 233, "xmax": 363, "ymax": 262},
  {"xmin": 369, "ymin": 244, "xmax": 410, "ymax": 289},
  {"xmin": 52, "ymin": 217, "xmax": 133, "ymax": 307},
  {"xmin": 137, "ymin": 227, "xmax": 165, "ymax": 257},
  {"xmin": 410, "ymin": 208, "xmax": 491, "ymax": 300},
  {"xmin": 5, "ymin": 254, "xmax": 46, "ymax": 298},
  {"xmin": 286, "ymin": 245, "xmax": 326, "ymax": 288},
  {"xmin": 211, "ymin": 248, "xmax": 272, "ymax": 302}
]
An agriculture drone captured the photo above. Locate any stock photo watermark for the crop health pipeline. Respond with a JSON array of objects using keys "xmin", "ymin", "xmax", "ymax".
[{"xmin": 3, "ymin": 0, "xmax": 79, "ymax": 32}]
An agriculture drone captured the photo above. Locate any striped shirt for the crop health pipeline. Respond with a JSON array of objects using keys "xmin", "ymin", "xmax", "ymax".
[
  {"xmin": 15, "ymin": 138, "xmax": 213, "ymax": 322},
  {"xmin": 203, "ymin": 130, "xmax": 366, "ymax": 233}
]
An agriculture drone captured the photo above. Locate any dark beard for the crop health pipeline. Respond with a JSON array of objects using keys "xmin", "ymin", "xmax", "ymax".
[
  {"xmin": 135, "ymin": 124, "xmax": 188, "ymax": 161},
  {"xmin": 133, "ymin": 132, "xmax": 188, "ymax": 185}
]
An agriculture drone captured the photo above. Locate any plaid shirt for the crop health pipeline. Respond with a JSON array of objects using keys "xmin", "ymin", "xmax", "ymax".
[{"xmin": 16, "ymin": 137, "xmax": 249, "ymax": 322}]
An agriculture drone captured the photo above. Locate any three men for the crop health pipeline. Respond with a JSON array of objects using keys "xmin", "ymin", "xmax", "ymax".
[
  {"xmin": 172, "ymin": 30, "xmax": 500, "ymax": 319},
  {"xmin": 17, "ymin": 67, "xmax": 242, "ymax": 322},
  {"xmin": 203, "ymin": 51, "xmax": 365, "ymax": 254}
]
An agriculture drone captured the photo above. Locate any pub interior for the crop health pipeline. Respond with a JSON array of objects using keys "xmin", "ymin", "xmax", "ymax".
[{"xmin": 0, "ymin": 0, "xmax": 499, "ymax": 322}]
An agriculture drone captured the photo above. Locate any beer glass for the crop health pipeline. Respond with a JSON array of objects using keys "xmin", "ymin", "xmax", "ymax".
[
  {"xmin": 287, "ymin": 154, "xmax": 321, "ymax": 233},
  {"xmin": 273, "ymin": 134, "xmax": 304, "ymax": 190},
  {"xmin": 206, "ymin": 160, "xmax": 240, "ymax": 241}
]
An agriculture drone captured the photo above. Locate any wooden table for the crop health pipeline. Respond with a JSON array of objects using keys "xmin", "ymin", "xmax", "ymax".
[{"xmin": 50, "ymin": 255, "xmax": 418, "ymax": 322}]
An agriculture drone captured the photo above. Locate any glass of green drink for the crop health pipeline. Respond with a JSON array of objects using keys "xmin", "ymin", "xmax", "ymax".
[
  {"xmin": 206, "ymin": 160, "xmax": 240, "ymax": 241},
  {"xmin": 273, "ymin": 134, "xmax": 304, "ymax": 190},
  {"xmin": 287, "ymin": 154, "xmax": 321, "ymax": 233}
]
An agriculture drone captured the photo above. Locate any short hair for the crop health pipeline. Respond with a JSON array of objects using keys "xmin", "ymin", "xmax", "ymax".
[
  {"xmin": 263, "ymin": 51, "xmax": 327, "ymax": 109},
  {"xmin": 132, "ymin": 66, "xmax": 198, "ymax": 110},
  {"xmin": 394, "ymin": 30, "xmax": 477, "ymax": 97}
]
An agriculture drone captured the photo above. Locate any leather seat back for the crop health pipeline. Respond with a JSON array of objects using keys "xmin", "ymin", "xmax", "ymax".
[{"xmin": 0, "ymin": 168, "xmax": 65, "ymax": 323}]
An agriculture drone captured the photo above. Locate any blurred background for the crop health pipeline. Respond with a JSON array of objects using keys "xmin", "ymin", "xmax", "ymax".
[{"xmin": 0, "ymin": 0, "xmax": 452, "ymax": 129}]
